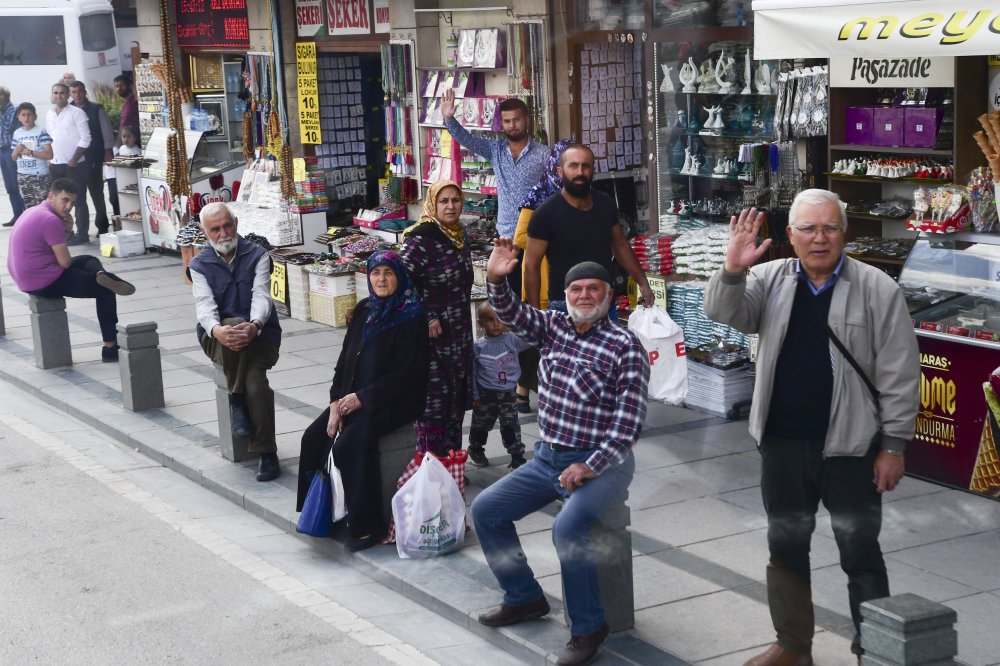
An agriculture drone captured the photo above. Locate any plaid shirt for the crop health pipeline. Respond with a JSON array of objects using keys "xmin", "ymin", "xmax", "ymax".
[
  {"xmin": 488, "ymin": 281, "xmax": 649, "ymax": 474},
  {"xmin": 0, "ymin": 102, "xmax": 16, "ymax": 149}
]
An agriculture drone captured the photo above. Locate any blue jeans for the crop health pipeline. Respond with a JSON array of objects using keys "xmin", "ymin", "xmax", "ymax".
[
  {"xmin": 471, "ymin": 441, "xmax": 634, "ymax": 635},
  {"xmin": 0, "ymin": 148, "xmax": 25, "ymax": 220}
]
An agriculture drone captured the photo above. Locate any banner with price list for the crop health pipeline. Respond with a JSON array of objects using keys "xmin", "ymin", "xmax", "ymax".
[{"xmin": 296, "ymin": 42, "xmax": 321, "ymax": 145}]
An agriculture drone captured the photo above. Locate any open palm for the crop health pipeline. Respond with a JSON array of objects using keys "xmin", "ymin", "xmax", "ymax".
[
  {"xmin": 487, "ymin": 238, "xmax": 520, "ymax": 281},
  {"xmin": 725, "ymin": 207, "xmax": 771, "ymax": 273}
]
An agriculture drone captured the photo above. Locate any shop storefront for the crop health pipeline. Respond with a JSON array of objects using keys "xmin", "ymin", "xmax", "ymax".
[{"xmin": 753, "ymin": 0, "xmax": 1000, "ymax": 499}]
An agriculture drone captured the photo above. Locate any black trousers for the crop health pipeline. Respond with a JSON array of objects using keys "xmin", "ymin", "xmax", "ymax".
[
  {"xmin": 760, "ymin": 435, "xmax": 888, "ymax": 654},
  {"xmin": 28, "ymin": 254, "xmax": 118, "ymax": 341},
  {"xmin": 84, "ymin": 159, "xmax": 110, "ymax": 234},
  {"xmin": 297, "ymin": 406, "xmax": 408, "ymax": 539}
]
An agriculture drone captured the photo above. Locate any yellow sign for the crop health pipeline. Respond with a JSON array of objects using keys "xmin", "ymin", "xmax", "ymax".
[
  {"xmin": 270, "ymin": 263, "xmax": 287, "ymax": 304},
  {"xmin": 440, "ymin": 130, "xmax": 452, "ymax": 155},
  {"xmin": 628, "ymin": 275, "xmax": 668, "ymax": 309},
  {"xmin": 296, "ymin": 42, "xmax": 320, "ymax": 145},
  {"xmin": 990, "ymin": 55, "xmax": 1000, "ymax": 66},
  {"xmin": 293, "ymin": 157, "xmax": 306, "ymax": 182}
]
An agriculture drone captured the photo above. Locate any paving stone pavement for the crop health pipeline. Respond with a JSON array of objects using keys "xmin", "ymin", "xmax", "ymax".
[{"xmin": 2, "ymin": 192, "xmax": 999, "ymax": 665}]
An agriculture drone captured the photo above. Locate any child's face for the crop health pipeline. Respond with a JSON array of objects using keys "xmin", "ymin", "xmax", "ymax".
[
  {"xmin": 122, "ymin": 131, "xmax": 137, "ymax": 147},
  {"xmin": 18, "ymin": 110, "xmax": 35, "ymax": 128},
  {"xmin": 479, "ymin": 307, "xmax": 505, "ymax": 337}
]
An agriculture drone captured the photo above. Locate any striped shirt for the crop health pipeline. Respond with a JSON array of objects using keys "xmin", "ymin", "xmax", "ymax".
[
  {"xmin": 488, "ymin": 280, "xmax": 649, "ymax": 474},
  {"xmin": 444, "ymin": 117, "xmax": 547, "ymax": 237}
]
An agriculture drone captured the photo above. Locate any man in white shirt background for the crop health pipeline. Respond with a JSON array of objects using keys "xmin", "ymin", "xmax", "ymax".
[{"xmin": 46, "ymin": 82, "xmax": 92, "ymax": 246}]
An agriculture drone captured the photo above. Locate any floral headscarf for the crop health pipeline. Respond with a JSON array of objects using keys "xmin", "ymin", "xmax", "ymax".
[
  {"xmin": 404, "ymin": 180, "xmax": 466, "ymax": 249},
  {"xmin": 363, "ymin": 250, "xmax": 423, "ymax": 344},
  {"xmin": 519, "ymin": 139, "xmax": 573, "ymax": 211}
]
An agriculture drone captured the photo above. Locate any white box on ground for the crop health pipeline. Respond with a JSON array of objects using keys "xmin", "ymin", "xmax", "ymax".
[
  {"xmin": 308, "ymin": 272, "xmax": 355, "ymax": 297},
  {"xmin": 99, "ymin": 230, "xmax": 145, "ymax": 258}
]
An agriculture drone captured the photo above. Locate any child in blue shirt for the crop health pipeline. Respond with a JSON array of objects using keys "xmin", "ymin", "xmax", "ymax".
[
  {"xmin": 469, "ymin": 301, "xmax": 532, "ymax": 469},
  {"xmin": 10, "ymin": 103, "xmax": 53, "ymax": 211}
]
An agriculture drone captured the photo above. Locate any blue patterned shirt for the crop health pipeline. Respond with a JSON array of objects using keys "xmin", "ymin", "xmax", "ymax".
[
  {"xmin": 444, "ymin": 117, "xmax": 547, "ymax": 237},
  {"xmin": 488, "ymin": 280, "xmax": 649, "ymax": 473},
  {"xmin": 0, "ymin": 102, "xmax": 16, "ymax": 149}
]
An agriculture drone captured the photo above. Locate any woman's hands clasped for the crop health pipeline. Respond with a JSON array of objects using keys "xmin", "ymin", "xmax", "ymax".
[
  {"xmin": 724, "ymin": 207, "xmax": 772, "ymax": 275},
  {"xmin": 327, "ymin": 392, "xmax": 363, "ymax": 437}
]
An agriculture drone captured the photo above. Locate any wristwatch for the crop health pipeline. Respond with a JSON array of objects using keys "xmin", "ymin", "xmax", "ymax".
[
  {"xmin": 252, "ymin": 320, "xmax": 263, "ymax": 336},
  {"xmin": 883, "ymin": 449, "xmax": 904, "ymax": 457}
]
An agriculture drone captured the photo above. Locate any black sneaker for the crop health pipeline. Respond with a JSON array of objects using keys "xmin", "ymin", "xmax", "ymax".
[
  {"xmin": 468, "ymin": 447, "xmax": 489, "ymax": 467},
  {"xmin": 66, "ymin": 234, "xmax": 89, "ymax": 246},
  {"xmin": 96, "ymin": 271, "xmax": 136, "ymax": 296},
  {"xmin": 508, "ymin": 453, "xmax": 526, "ymax": 469},
  {"xmin": 101, "ymin": 344, "xmax": 120, "ymax": 363},
  {"xmin": 2, "ymin": 219, "xmax": 15, "ymax": 228}
]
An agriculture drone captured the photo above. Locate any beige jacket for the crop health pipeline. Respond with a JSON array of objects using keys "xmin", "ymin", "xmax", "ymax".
[{"xmin": 704, "ymin": 256, "xmax": 919, "ymax": 456}]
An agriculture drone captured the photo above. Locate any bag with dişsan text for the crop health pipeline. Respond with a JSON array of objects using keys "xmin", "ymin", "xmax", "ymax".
[
  {"xmin": 628, "ymin": 305, "xmax": 688, "ymax": 405},
  {"xmin": 391, "ymin": 454, "xmax": 465, "ymax": 559}
]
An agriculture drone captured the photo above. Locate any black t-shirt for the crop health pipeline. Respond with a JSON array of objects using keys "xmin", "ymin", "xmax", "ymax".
[{"xmin": 527, "ymin": 189, "xmax": 618, "ymax": 303}]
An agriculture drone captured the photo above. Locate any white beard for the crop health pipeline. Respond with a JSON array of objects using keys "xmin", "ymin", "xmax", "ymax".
[
  {"xmin": 567, "ymin": 295, "xmax": 611, "ymax": 326},
  {"xmin": 211, "ymin": 237, "xmax": 238, "ymax": 255}
]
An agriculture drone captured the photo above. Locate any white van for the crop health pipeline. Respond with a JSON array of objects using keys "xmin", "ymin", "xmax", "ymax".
[{"xmin": 0, "ymin": 0, "xmax": 120, "ymax": 113}]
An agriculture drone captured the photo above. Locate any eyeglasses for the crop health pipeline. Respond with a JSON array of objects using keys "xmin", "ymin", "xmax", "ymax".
[{"xmin": 790, "ymin": 224, "xmax": 843, "ymax": 237}]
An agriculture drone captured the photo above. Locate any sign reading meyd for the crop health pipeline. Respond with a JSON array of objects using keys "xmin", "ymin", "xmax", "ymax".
[
  {"xmin": 830, "ymin": 56, "xmax": 954, "ymax": 87},
  {"xmin": 753, "ymin": 0, "xmax": 1000, "ymax": 59}
]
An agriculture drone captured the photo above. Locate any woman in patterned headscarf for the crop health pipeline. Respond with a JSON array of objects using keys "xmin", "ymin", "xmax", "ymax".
[
  {"xmin": 511, "ymin": 139, "xmax": 572, "ymax": 412},
  {"xmin": 401, "ymin": 180, "xmax": 475, "ymax": 456},
  {"xmin": 296, "ymin": 250, "xmax": 428, "ymax": 552}
]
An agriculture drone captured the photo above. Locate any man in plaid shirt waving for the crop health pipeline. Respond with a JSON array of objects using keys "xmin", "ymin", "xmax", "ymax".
[{"xmin": 471, "ymin": 238, "xmax": 650, "ymax": 666}]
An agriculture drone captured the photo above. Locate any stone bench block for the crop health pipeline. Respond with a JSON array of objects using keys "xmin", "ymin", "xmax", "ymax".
[
  {"xmin": 0, "ymin": 288, "xmax": 6, "ymax": 336},
  {"xmin": 213, "ymin": 362, "xmax": 253, "ymax": 462},
  {"xmin": 861, "ymin": 593, "xmax": 958, "ymax": 666},
  {"xmin": 561, "ymin": 498, "xmax": 634, "ymax": 632},
  {"xmin": 29, "ymin": 295, "xmax": 72, "ymax": 369},
  {"xmin": 379, "ymin": 423, "xmax": 417, "ymax": 523},
  {"xmin": 118, "ymin": 322, "xmax": 164, "ymax": 412}
]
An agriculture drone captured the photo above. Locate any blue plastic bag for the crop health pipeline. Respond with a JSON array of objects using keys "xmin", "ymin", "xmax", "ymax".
[{"xmin": 297, "ymin": 470, "xmax": 333, "ymax": 537}]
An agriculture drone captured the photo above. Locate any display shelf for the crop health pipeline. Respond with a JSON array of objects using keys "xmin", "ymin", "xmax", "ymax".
[
  {"xmin": 663, "ymin": 169, "xmax": 746, "ymax": 181},
  {"xmin": 830, "ymin": 143, "xmax": 953, "ymax": 157},
  {"xmin": 847, "ymin": 212, "xmax": 909, "ymax": 222},
  {"xmin": 416, "ymin": 66, "xmax": 506, "ymax": 72},
  {"xmin": 847, "ymin": 254, "xmax": 905, "ymax": 265},
  {"xmin": 418, "ymin": 123, "xmax": 498, "ymax": 132},
  {"xmin": 826, "ymin": 173, "xmax": 951, "ymax": 185}
]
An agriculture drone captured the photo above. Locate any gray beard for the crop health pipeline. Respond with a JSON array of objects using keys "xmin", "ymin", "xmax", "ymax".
[
  {"xmin": 567, "ymin": 296, "xmax": 611, "ymax": 326},
  {"xmin": 210, "ymin": 238, "xmax": 238, "ymax": 255}
]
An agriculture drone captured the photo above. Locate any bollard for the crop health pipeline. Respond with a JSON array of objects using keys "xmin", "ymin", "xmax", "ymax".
[
  {"xmin": 28, "ymin": 295, "xmax": 72, "ymax": 369},
  {"xmin": 378, "ymin": 422, "xmax": 417, "ymax": 523},
  {"xmin": 561, "ymin": 499, "xmax": 635, "ymax": 632},
  {"xmin": 117, "ymin": 322, "xmax": 164, "ymax": 411},
  {"xmin": 213, "ymin": 362, "xmax": 254, "ymax": 462},
  {"xmin": 0, "ymin": 287, "xmax": 6, "ymax": 336},
  {"xmin": 860, "ymin": 593, "xmax": 958, "ymax": 665}
]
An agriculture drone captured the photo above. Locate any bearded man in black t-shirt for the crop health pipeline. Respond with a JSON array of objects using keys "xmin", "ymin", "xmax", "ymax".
[{"xmin": 522, "ymin": 144, "xmax": 654, "ymax": 311}]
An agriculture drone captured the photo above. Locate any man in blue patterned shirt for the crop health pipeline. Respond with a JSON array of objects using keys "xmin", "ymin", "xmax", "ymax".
[
  {"xmin": 0, "ymin": 86, "xmax": 26, "ymax": 225},
  {"xmin": 471, "ymin": 239, "xmax": 649, "ymax": 666}
]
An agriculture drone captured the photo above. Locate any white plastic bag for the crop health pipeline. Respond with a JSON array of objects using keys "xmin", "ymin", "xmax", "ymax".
[
  {"xmin": 391, "ymin": 454, "xmax": 465, "ymax": 559},
  {"xmin": 327, "ymin": 447, "xmax": 347, "ymax": 522},
  {"xmin": 628, "ymin": 305, "xmax": 688, "ymax": 405}
]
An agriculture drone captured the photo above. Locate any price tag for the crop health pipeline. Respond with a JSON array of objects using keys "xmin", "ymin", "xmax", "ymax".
[
  {"xmin": 296, "ymin": 42, "xmax": 320, "ymax": 145},
  {"xmin": 270, "ymin": 263, "xmax": 287, "ymax": 304}
]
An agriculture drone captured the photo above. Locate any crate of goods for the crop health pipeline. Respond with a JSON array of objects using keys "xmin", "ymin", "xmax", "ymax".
[
  {"xmin": 286, "ymin": 263, "xmax": 312, "ymax": 321},
  {"xmin": 99, "ymin": 230, "xmax": 145, "ymax": 258},
  {"xmin": 309, "ymin": 292, "xmax": 356, "ymax": 328},
  {"xmin": 308, "ymin": 271, "xmax": 355, "ymax": 297}
]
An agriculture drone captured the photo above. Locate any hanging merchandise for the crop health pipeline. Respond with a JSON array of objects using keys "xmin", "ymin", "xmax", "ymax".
[
  {"xmin": 381, "ymin": 42, "xmax": 418, "ymax": 203},
  {"xmin": 505, "ymin": 22, "xmax": 548, "ymax": 142},
  {"xmin": 156, "ymin": 0, "xmax": 191, "ymax": 208}
]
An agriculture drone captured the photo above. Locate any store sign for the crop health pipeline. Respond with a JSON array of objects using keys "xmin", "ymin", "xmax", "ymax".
[
  {"xmin": 753, "ymin": 0, "xmax": 1000, "ymax": 59},
  {"xmin": 296, "ymin": 42, "xmax": 321, "ymax": 144},
  {"xmin": 327, "ymin": 0, "xmax": 371, "ymax": 36},
  {"xmin": 373, "ymin": 0, "xmax": 390, "ymax": 34},
  {"xmin": 175, "ymin": 0, "xmax": 250, "ymax": 49},
  {"xmin": 907, "ymin": 335, "xmax": 1000, "ymax": 498},
  {"xmin": 990, "ymin": 56, "xmax": 1000, "ymax": 110},
  {"xmin": 296, "ymin": 0, "xmax": 325, "ymax": 38},
  {"xmin": 270, "ymin": 263, "xmax": 287, "ymax": 304},
  {"xmin": 829, "ymin": 57, "xmax": 954, "ymax": 88}
]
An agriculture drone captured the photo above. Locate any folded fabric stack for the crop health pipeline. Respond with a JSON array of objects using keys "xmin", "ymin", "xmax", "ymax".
[
  {"xmin": 175, "ymin": 223, "xmax": 208, "ymax": 248},
  {"xmin": 631, "ymin": 233, "xmax": 675, "ymax": 276},
  {"xmin": 671, "ymin": 227, "xmax": 728, "ymax": 277},
  {"xmin": 666, "ymin": 281, "xmax": 750, "ymax": 350}
]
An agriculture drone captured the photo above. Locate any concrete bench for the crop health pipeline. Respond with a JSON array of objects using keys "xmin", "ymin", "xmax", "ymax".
[
  {"xmin": 117, "ymin": 322, "xmax": 164, "ymax": 412},
  {"xmin": 860, "ymin": 593, "xmax": 958, "ymax": 665},
  {"xmin": 560, "ymin": 499, "xmax": 634, "ymax": 632},
  {"xmin": 29, "ymin": 295, "xmax": 72, "ymax": 369},
  {"xmin": 212, "ymin": 362, "xmax": 254, "ymax": 462},
  {"xmin": 378, "ymin": 423, "xmax": 418, "ymax": 524}
]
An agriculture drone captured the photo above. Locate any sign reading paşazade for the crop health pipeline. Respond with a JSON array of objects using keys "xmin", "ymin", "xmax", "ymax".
[{"xmin": 176, "ymin": 0, "xmax": 251, "ymax": 49}]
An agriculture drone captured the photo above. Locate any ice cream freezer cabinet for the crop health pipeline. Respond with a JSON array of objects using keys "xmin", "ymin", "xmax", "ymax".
[{"xmin": 900, "ymin": 232, "xmax": 1000, "ymax": 500}]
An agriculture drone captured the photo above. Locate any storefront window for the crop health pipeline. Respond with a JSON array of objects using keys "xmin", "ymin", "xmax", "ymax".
[
  {"xmin": 0, "ymin": 16, "xmax": 67, "ymax": 66},
  {"xmin": 654, "ymin": 0, "xmax": 752, "ymax": 29},
  {"xmin": 80, "ymin": 12, "xmax": 117, "ymax": 53},
  {"xmin": 569, "ymin": 0, "xmax": 645, "ymax": 32}
]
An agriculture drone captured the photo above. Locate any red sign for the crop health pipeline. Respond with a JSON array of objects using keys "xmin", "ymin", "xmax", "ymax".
[
  {"xmin": 176, "ymin": 0, "xmax": 251, "ymax": 49},
  {"xmin": 907, "ymin": 333, "xmax": 1000, "ymax": 499},
  {"xmin": 326, "ymin": 0, "xmax": 370, "ymax": 36}
]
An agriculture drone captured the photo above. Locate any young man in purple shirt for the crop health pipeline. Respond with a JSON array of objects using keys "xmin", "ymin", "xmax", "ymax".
[
  {"xmin": 471, "ymin": 240, "xmax": 650, "ymax": 666},
  {"xmin": 6, "ymin": 178, "xmax": 136, "ymax": 361}
]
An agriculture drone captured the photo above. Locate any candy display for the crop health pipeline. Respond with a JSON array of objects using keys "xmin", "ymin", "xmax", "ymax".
[
  {"xmin": 968, "ymin": 166, "xmax": 998, "ymax": 233},
  {"xmin": 631, "ymin": 233, "xmax": 675, "ymax": 276},
  {"xmin": 907, "ymin": 185, "xmax": 970, "ymax": 234}
]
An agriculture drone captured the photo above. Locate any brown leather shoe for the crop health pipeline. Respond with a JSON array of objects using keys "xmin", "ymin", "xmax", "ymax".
[
  {"xmin": 743, "ymin": 644, "xmax": 813, "ymax": 666},
  {"xmin": 556, "ymin": 623, "xmax": 610, "ymax": 666},
  {"xmin": 477, "ymin": 596, "xmax": 550, "ymax": 627}
]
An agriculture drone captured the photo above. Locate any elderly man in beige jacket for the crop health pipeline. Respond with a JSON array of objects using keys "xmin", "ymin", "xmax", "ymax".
[{"xmin": 703, "ymin": 189, "xmax": 919, "ymax": 666}]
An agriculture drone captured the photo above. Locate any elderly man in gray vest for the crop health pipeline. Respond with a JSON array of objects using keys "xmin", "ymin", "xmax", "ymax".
[{"xmin": 189, "ymin": 202, "xmax": 283, "ymax": 481}]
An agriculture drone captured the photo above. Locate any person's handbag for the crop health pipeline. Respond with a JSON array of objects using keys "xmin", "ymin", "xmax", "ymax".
[
  {"xmin": 391, "ymin": 453, "xmax": 466, "ymax": 559},
  {"xmin": 297, "ymin": 441, "xmax": 346, "ymax": 537},
  {"xmin": 628, "ymin": 305, "xmax": 688, "ymax": 405}
]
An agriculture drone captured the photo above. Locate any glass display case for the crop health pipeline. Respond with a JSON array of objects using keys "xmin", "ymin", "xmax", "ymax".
[{"xmin": 898, "ymin": 232, "xmax": 1000, "ymax": 500}]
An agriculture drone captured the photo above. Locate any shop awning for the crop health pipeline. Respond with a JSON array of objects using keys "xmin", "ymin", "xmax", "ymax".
[{"xmin": 752, "ymin": 0, "xmax": 1000, "ymax": 59}]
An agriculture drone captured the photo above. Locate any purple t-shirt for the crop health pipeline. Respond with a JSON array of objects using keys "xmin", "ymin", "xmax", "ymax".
[{"xmin": 7, "ymin": 201, "xmax": 66, "ymax": 292}]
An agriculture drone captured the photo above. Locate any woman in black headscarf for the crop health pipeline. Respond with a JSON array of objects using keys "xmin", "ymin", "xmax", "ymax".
[{"xmin": 296, "ymin": 250, "xmax": 428, "ymax": 551}]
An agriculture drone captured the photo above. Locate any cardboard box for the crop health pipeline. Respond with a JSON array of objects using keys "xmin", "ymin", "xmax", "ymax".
[
  {"xmin": 904, "ymin": 106, "xmax": 943, "ymax": 148},
  {"xmin": 872, "ymin": 107, "xmax": 905, "ymax": 147},
  {"xmin": 844, "ymin": 106, "xmax": 874, "ymax": 145},
  {"xmin": 308, "ymin": 271, "xmax": 355, "ymax": 297},
  {"xmin": 99, "ymin": 230, "xmax": 145, "ymax": 258}
]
